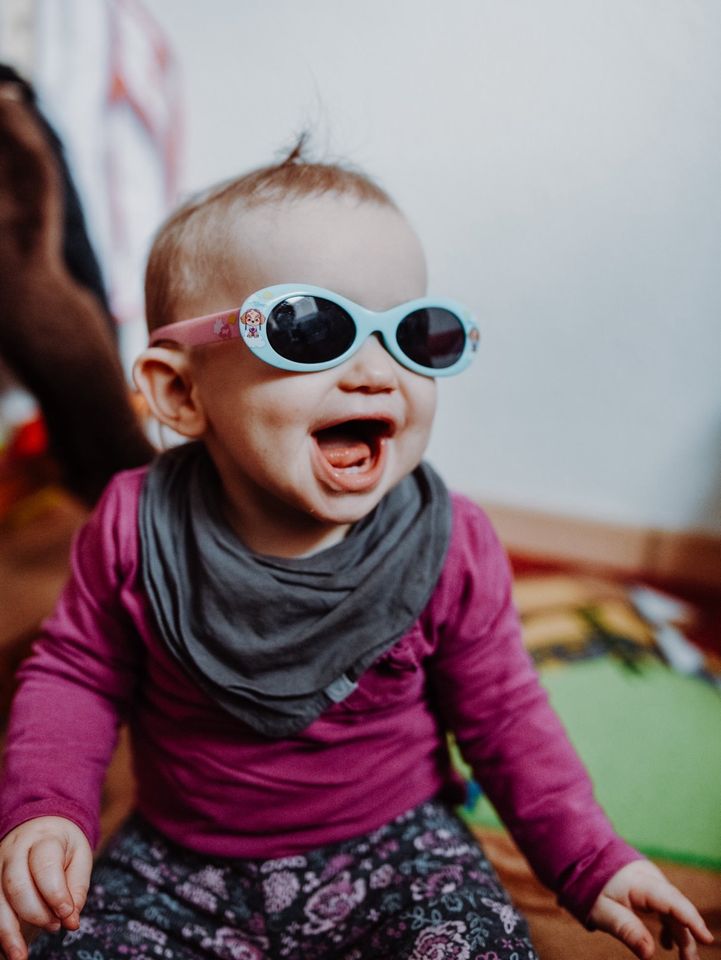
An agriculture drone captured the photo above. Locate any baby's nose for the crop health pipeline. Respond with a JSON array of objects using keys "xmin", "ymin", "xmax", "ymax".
[{"xmin": 338, "ymin": 334, "xmax": 400, "ymax": 393}]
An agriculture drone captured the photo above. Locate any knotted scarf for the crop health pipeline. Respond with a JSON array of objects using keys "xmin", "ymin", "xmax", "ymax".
[{"xmin": 139, "ymin": 442, "xmax": 451, "ymax": 737}]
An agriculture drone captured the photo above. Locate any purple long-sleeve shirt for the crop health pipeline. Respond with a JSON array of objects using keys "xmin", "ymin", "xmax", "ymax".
[{"xmin": 0, "ymin": 467, "xmax": 640, "ymax": 922}]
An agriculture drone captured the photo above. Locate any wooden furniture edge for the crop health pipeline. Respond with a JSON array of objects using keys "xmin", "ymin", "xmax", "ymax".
[{"xmin": 481, "ymin": 502, "xmax": 721, "ymax": 590}]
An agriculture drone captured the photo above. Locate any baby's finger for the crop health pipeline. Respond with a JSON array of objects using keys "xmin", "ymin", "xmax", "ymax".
[
  {"xmin": 0, "ymin": 893, "xmax": 29, "ymax": 960},
  {"xmin": 642, "ymin": 884, "xmax": 713, "ymax": 946},
  {"xmin": 596, "ymin": 898, "xmax": 655, "ymax": 959},
  {"xmin": 63, "ymin": 841, "xmax": 93, "ymax": 928},
  {"xmin": 27, "ymin": 837, "xmax": 75, "ymax": 922},
  {"xmin": 679, "ymin": 929, "xmax": 700, "ymax": 960},
  {"xmin": 662, "ymin": 917, "xmax": 700, "ymax": 960},
  {"xmin": 1, "ymin": 860, "xmax": 59, "ymax": 932}
]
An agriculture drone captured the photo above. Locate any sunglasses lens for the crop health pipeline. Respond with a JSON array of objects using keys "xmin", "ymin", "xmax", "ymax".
[
  {"xmin": 396, "ymin": 308, "xmax": 466, "ymax": 369},
  {"xmin": 267, "ymin": 296, "xmax": 356, "ymax": 364}
]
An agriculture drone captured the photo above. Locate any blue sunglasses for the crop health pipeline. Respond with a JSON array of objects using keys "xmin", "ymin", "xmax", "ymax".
[{"xmin": 149, "ymin": 284, "xmax": 480, "ymax": 377}]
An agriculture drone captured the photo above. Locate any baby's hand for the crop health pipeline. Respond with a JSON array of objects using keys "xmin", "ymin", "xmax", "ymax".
[
  {"xmin": 589, "ymin": 860, "xmax": 714, "ymax": 960},
  {"xmin": 0, "ymin": 816, "xmax": 92, "ymax": 960}
]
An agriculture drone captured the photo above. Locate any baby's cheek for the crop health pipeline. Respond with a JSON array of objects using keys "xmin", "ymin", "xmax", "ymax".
[
  {"xmin": 416, "ymin": 378, "xmax": 438, "ymax": 419},
  {"xmin": 414, "ymin": 385, "xmax": 438, "ymax": 441}
]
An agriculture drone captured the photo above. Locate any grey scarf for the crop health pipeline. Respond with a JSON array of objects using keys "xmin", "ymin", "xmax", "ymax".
[{"xmin": 139, "ymin": 442, "xmax": 451, "ymax": 738}]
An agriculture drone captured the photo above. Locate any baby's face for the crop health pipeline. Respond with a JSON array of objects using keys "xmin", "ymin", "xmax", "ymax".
[{"xmin": 189, "ymin": 192, "xmax": 436, "ymax": 553}]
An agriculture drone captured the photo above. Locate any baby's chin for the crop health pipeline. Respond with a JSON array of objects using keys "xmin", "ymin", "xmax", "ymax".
[
  {"xmin": 306, "ymin": 475, "xmax": 406, "ymax": 527},
  {"xmin": 307, "ymin": 493, "xmax": 385, "ymax": 527}
]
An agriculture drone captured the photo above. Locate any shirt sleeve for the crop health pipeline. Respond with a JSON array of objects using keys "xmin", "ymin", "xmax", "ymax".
[
  {"xmin": 426, "ymin": 495, "xmax": 642, "ymax": 923},
  {"xmin": 0, "ymin": 476, "xmax": 142, "ymax": 849}
]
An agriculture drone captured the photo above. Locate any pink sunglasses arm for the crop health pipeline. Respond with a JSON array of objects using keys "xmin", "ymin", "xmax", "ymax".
[{"xmin": 149, "ymin": 309, "xmax": 242, "ymax": 347}]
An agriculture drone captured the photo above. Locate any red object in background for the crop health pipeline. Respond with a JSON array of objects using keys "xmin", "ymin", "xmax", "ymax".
[
  {"xmin": 0, "ymin": 413, "xmax": 57, "ymax": 519},
  {"xmin": 9, "ymin": 416, "xmax": 48, "ymax": 459}
]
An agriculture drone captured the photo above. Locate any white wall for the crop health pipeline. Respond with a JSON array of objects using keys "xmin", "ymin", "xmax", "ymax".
[{"xmin": 144, "ymin": 1, "xmax": 721, "ymax": 533}]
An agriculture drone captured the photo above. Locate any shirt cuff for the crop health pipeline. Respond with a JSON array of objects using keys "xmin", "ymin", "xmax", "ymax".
[{"xmin": 0, "ymin": 798, "xmax": 98, "ymax": 849}]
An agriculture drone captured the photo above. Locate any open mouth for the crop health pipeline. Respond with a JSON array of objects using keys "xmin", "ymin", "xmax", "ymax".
[
  {"xmin": 314, "ymin": 419, "xmax": 392, "ymax": 471},
  {"xmin": 312, "ymin": 418, "xmax": 394, "ymax": 491}
]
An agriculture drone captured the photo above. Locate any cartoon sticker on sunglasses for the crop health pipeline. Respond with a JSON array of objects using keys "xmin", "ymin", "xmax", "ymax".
[{"xmin": 240, "ymin": 308, "xmax": 266, "ymax": 343}]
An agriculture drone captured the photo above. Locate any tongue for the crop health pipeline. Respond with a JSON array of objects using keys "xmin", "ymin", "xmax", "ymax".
[{"xmin": 316, "ymin": 429, "xmax": 372, "ymax": 469}]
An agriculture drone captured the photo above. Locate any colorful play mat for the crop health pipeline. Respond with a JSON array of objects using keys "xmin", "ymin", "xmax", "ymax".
[{"xmin": 456, "ymin": 573, "xmax": 721, "ymax": 870}]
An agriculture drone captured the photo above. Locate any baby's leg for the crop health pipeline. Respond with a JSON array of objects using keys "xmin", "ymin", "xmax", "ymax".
[
  {"xmin": 29, "ymin": 815, "xmax": 270, "ymax": 960},
  {"xmin": 261, "ymin": 799, "xmax": 538, "ymax": 960},
  {"xmin": 29, "ymin": 804, "xmax": 537, "ymax": 960},
  {"xmin": 358, "ymin": 801, "xmax": 539, "ymax": 960}
]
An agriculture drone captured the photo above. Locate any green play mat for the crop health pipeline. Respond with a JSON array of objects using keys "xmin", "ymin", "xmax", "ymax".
[{"xmin": 458, "ymin": 657, "xmax": 721, "ymax": 869}]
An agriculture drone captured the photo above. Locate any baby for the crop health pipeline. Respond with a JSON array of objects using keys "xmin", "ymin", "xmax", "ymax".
[{"xmin": 0, "ymin": 147, "xmax": 712, "ymax": 960}]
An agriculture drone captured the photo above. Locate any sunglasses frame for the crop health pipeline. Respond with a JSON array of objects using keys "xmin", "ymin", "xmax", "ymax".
[{"xmin": 149, "ymin": 283, "xmax": 481, "ymax": 377}]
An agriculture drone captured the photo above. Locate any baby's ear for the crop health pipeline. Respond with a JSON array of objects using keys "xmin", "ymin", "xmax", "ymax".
[{"xmin": 133, "ymin": 346, "xmax": 207, "ymax": 438}]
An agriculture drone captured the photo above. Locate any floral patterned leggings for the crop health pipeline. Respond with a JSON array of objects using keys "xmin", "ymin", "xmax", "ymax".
[{"xmin": 30, "ymin": 801, "xmax": 538, "ymax": 960}]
